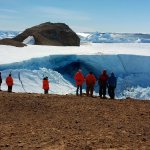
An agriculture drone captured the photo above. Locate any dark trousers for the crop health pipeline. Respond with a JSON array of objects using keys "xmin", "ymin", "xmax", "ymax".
[
  {"xmin": 44, "ymin": 89, "xmax": 49, "ymax": 94},
  {"xmin": 108, "ymin": 86, "xmax": 115, "ymax": 99},
  {"xmin": 86, "ymin": 85, "xmax": 94, "ymax": 97},
  {"xmin": 8, "ymin": 86, "xmax": 12, "ymax": 92},
  {"xmin": 99, "ymin": 85, "xmax": 107, "ymax": 98},
  {"xmin": 76, "ymin": 85, "xmax": 82, "ymax": 96}
]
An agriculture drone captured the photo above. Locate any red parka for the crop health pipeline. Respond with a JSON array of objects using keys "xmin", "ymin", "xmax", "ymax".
[
  {"xmin": 6, "ymin": 76, "xmax": 13, "ymax": 86},
  {"xmin": 74, "ymin": 71, "xmax": 84, "ymax": 86},
  {"xmin": 99, "ymin": 70, "xmax": 109, "ymax": 86},
  {"xmin": 43, "ymin": 79, "xmax": 49, "ymax": 90},
  {"xmin": 85, "ymin": 74, "xmax": 96, "ymax": 86}
]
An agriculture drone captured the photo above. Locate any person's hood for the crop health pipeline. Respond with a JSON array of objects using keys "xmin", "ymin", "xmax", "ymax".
[
  {"xmin": 111, "ymin": 72, "xmax": 114, "ymax": 77},
  {"xmin": 102, "ymin": 70, "xmax": 106, "ymax": 75}
]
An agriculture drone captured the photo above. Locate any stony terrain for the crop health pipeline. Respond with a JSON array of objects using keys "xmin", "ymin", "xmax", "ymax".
[
  {"xmin": 0, "ymin": 38, "xmax": 26, "ymax": 47},
  {"xmin": 0, "ymin": 92, "xmax": 150, "ymax": 150},
  {"xmin": 0, "ymin": 22, "xmax": 80, "ymax": 47}
]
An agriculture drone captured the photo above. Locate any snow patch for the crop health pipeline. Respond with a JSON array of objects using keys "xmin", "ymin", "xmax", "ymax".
[{"xmin": 23, "ymin": 36, "xmax": 35, "ymax": 45}]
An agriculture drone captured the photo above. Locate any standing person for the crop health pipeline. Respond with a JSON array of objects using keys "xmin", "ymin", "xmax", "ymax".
[
  {"xmin": 43, "ymin": 77, "xmax": 49, "ymax": 94},
  {"xmin": 0, "ymin": 72, "xmax": 2, "ymax": 91},
  {"xmin": 74, "ymin": 69, "xmax": 84, "ymax": 96},
  {"xmin": 98, "ymin": 70, "xmax": 109, "ymax": 98},
  {"xmin": 6, "ymin": 73, "xmax": 13, "ymax": 92},
  {"xmin": 85, "ymin": 72, "xmax": 96, "ymax": 97},
  {"xmin": 108, "ymin": 72, "xmax": 117, "ymax": 99}
]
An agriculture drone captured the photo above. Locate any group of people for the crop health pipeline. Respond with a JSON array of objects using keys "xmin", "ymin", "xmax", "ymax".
[
  {"xmin": 0, "ymin": 70, "xmax": 117, "ymax": 99},
  {"xmin": 74, "ymin": 69, "xmax": 117, "ymax": 99},
  {"xmin": 0, "ymin": 72, "xmax": 48, "ymax": 93},
  {"xmin": 0, "ymin": 72, "xmax": 50, "ymax": 94}
]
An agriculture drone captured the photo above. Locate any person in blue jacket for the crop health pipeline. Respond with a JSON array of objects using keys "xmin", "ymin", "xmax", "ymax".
[{"xmin": 108, "ymin": 72, "xmax": 117, "ymax": 99}]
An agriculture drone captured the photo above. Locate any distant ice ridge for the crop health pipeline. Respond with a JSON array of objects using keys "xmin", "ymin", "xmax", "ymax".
[
  {"xmin": 77, "ymin": 32, "xmax": 150, "ymax": 43},
  {"xmin": 1, "ymin": 30, "xmax": 150, "ymax": 43},
  {"xmin": 0, "ymin": 31, "xmax": 20, "ymax": 39}
]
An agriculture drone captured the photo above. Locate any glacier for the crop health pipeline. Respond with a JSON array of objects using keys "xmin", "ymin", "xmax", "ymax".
[
  {"xmin": 0, "ymin": 30, "xmax": 20, "ymax": 39},
  {"xmin": 0, "ymin": 43, "xmax": 150, "ymax": 100},
  {"xmin": 0, "ymin": 31, "xmax": 150, "ymax": 99}
]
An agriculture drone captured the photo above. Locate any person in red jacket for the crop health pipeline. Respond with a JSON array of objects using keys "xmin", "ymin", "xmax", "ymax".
[
  {"xmin": 85, "ymin": 71, "xmax": 96, "ymax": 97},
  {"xmin": 74, "ymin": 69, "xmax": 84, "ymax": 96},
  {"xmin": 0, "ymin": 72, "xmax": 2, "ymax": 91},
  {"xmin": 43, "ymin": 77, "xmax": 49, "ymax": 94},
  {"xmin": 6, "ymin": 74, "xmax": 14, "ymax": 92},
  {"xmin": 98, "ymin": 70, "xmax": 109, "ymax": 98}
]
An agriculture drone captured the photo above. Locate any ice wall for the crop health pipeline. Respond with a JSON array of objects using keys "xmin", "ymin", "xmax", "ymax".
[{"xmin": 0, "ymin": 54, "xmax": 150, "ymax": 99}]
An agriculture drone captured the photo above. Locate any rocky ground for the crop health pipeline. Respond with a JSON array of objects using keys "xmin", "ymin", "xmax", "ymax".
[{"xmin": 0, "ymin": 91, "xmax": 150, "ymax": 150}]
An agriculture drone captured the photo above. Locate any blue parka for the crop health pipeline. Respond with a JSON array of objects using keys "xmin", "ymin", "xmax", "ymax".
[{"xmin": 108, "ymin": 73, "xmax": 117, "ymax": 88}]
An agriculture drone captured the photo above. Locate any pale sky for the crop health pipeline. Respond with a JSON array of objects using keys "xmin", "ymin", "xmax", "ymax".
[{"xmin": 0, "ymin": 0, "xmax": 150, "ymax": 33}]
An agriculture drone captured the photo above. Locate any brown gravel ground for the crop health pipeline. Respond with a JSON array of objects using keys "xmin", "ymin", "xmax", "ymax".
[{"xmin": 0, "ymin": 91, "xmax": 150, "ymax": 150}]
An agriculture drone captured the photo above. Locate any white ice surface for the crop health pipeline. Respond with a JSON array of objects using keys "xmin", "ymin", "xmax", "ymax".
[{"xmin": 0, "ymin": 43, "xmax": 150, "ymax": 65}]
